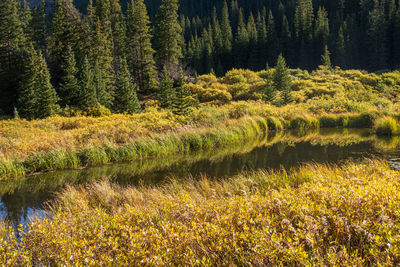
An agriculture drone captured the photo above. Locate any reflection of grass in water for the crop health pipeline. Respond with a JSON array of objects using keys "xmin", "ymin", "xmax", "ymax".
[
  {"xmin": 373, "ymin": 135, "xmax": 400, "ymax": 151},
  {"xmin": 0, "ymin": 128, "xmax": 380, "ymax": 198}
]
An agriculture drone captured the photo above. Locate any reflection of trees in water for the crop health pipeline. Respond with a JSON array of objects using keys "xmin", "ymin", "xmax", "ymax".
[{"xmin": 1, "ymin": 129, "xmax": 399, "ymax": 228}]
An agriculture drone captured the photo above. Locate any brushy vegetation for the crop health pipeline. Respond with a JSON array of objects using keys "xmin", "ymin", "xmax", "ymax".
[
  {"xmin": 1, "ymin": 160, "xmax": 399, "ymax": 265},
  {"xmin": 1, "ymin": 68, "xmax": 400, "ymax": 179}
]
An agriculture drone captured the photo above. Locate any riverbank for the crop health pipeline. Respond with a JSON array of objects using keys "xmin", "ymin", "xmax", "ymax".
[
  {"xmin": 1, "ymin": 159, "xmax": 399, "ymax": 265},
  {"xmin": 1, "ymin": 101, "xmax": 400, "ymax": 179}
]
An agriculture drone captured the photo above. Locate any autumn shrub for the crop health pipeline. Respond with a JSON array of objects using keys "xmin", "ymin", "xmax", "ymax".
[
  {"xmin": 2, "ymin": 160, "xmax": 399, "ymax": 265},
  {"xmin": 374, "ymin": 116, "xmax": 400, "ymax": 136}
]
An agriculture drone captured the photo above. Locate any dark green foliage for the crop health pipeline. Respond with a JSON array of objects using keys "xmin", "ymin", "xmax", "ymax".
[
  {"xmin": 18, "ymin": 44, "xmax": 38, "ymax": 119},
  {"xmin": 114, "ymin": 58, "xmax": 141, "ymax": 114},
  {"xmin": 273, "ymin": 54, "xmax": 292, "ymax": 104},
  {"xmin": 93, "ymin": 60, "xmax": 113, "ymax": 108},
  {"xmin": 35, "ymin": 52, "xmax": 59, "ymax": 118},
  {"xmin": 173, "ymin": 68, "xmax": 193, "ymax": 116},
  {"xmin": 59, "ymin": 46, "xmax": 80, "ymax": 107},
  {"xmin": 262, "ymin": 80, "xmax": 276, "ymax": 103},
  {"xmin": 158, "ymin": 66, "xmax": 175, "ymax": 110},
  {"xmin": 126, "ymin": 0, "xmax": 157, "ymax": 93},
  {"xmin": 80, "ymin": 56, "xmax": 98, "ymax": 110},
  {"xmin": 321, "ymin": 45, "xmax": 332, "ymax": 68},
  {"xmin": 154, "ymin": 0, "xmax": 182, "ymax": 69},
  {"xmin": 0, "ymin": 0, "xmax": 27, "ymax": 114}
]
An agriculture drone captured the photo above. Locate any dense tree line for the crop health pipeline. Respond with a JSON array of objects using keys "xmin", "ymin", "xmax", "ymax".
[
  {"xmin": 183, "ymin": 0, "xmax": 400, "ymax": 75},
  {"xmin": 0, "ymin": 0, "xmax": 189, "ymax": 118},
  {"xmin": 1, "ymin": 0, "xmax": 400, "ymax": 118}
]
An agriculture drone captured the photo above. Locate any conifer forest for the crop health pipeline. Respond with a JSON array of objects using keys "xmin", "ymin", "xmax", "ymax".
[{"xmin": 1, "ymin": 0, "xmax": 400, "ymax": 265}]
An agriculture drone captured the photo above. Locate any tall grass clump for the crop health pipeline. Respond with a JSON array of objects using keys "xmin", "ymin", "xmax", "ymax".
[
  {"xmin": 2, "ymin": 160, "xmax": 399, "ymax": 265},
  {"xmin": 0, "ymin": 159, "xmax": 25, "ymax": 179},
  {"xmin": 374, "ymin": 116, "xmax": 400, "ymax": 136},
  {"xmin": 347, "ymin": 112, "xmax": 376, "ymax": 128}
]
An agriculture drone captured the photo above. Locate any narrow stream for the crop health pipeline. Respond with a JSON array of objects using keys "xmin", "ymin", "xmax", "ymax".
[{"xmin": 1, "ymin": 128, "xmax": 400, "ymax": 228}]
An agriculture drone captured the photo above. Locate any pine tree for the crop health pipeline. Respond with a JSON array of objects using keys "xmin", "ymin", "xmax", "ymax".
[
  {"xmin": 273, "ymin": 54, "xmax": 292, "ymax": 104},
  {"xmin": 90, "ymin": 18, "xmax": 114, "ymax": 99},
  {"xmin": 234, "ymin": 9, "xmax": 249, "ymax": 68},
  {"xmin": 80, "ymin": 56, "xmax": 98, "ymax": 110},
  {"xmin": 173, "ymin": 68, "xmax": 192, "ymax": 116},
  {"xmin": 0, "ymin": 0, "xmax": 27, "ymax": 114},
  {"xmin": 126, "ymin": 0, "xmax": 157, "ymax": 94},
  {"xmin": 35, "ymin": 52, "xmax": 59, "ymax": 118},
  {"xmin": 93, "ymin": 60, "xmax": 113, "ymax": 108},
  {"xmin": 262, "ymin": 80, "xmax": 277, "ymax": 103},
  {"xmin": 154, "ymin": 0, "xmax": 182, "ymax": 69},
  {"xmin": 335, "ymin": 25, "xmax": 346, "ymax": 68},
  {"xmin": 158, "ymin": 66, "xmax": 175, "ymax": 110},
  {"xmin": 321, "ymin": 45, "xmax": 332, "ymax": 68},
  {"xmin": 280, "ymin": 15, "xmax": 292, "ymax": 65},
  {"xmin": 393, "ymin": 8, "xmax": 400, "ymax": 68},
  {"xmin": 220, "ymin": 0, "xmax": 232, "ymax": 71},
  {"xmin": 266, "ymin": 10, "xmax": 278, "ymax": 65},
  {"xmin": 114, "ymin": 58, "xmax": 141, "ymax": 114},
  {"xmin": 18, "ymin": 44, "xmax": 38, "ymax": 119},
  {"xmin": 59, "ymin": 46, "xmax": 80, "ymax": 107},
  {"xmin": 314, "ymin": 7, "xmax": 330, "ymax": 67},
  {"xmin": 31, "ymin": 0, "xmax": 46, "ymax": 50},
  {"xmin": 48, "ymin": 0, "xmax": 85, "ymax": 77}
]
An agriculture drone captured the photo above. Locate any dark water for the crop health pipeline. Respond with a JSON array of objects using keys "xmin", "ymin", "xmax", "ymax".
[{"xmin": 1, "ymin": 128, "xmax": 400, "ymax": 227}]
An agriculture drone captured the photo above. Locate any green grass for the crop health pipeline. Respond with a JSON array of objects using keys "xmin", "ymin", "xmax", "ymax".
[{"xmin": 374, "ymin": 116, "xmax": 400, "ymax": 136}]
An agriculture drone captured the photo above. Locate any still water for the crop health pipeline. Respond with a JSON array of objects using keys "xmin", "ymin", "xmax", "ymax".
[{"xmin": 1, "ymin": 128, "xmax": 400, "ymax": 227}]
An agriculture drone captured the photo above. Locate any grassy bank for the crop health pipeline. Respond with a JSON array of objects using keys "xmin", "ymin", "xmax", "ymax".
[
  {"xmin": 1, "ymin": 103, "xmax": 399, "ymax": 179},
  {"xmin": 1, "ymin": 160, "xmax": 399, "ymax": 265}
]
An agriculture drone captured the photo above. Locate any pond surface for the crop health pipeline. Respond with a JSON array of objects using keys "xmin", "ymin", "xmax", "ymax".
[{"xmin": 1, "ymin": 128, "xmax": 400, "ymax": 228}]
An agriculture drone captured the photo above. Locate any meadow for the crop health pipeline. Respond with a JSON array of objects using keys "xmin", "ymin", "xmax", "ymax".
[
  {"xmin": 1, "ymin": 159, "xmax": 399, "ymax": 265},
  {"xmin": 1, "ymin": 67, "xmax": 400, "ymax": 179}
]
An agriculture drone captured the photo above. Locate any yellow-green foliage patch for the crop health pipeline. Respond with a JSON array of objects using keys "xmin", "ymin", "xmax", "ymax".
[{"xmin": 2, "ymin": 160, "xmax": 399, "ymax": 265}]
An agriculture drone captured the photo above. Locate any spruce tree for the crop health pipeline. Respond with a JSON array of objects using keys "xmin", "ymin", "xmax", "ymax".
[
  {"xmin": 126, "ymin": 0, "xmax": 157, "ymax": 93},
  {"xmin": 31, "ymin": 0, "xmax": 46, "ymax": 50},
  {"xmin": 173, "ymin": 68, "xmax": 192, "ymax": 116},
  {"xmin": 158, "ymin": 66, "xmax": 175, "ymax": 110},
  {"xmin": 48, "ymin": 0, "xmax": 85, "ymax": 76},
  {"xmin": 273, "ymin": 54, "xmax": 292, "ymax": 104},
  {"xmin": 114, "ymin": 58, "xmax": 141, "ymax": 114},
  {"xmin": 266, "ymin": 10, "xmax": 278, "ymax": 65},
  {"xmin": 59, "ymin": 46, "xmax": 80, "ymax": 107},
  {"xmin": 80, "ymin": 56, "xmax": 98, "ymax": 110},
  {"xmin": 18, "ymin": 44, "xmax": 38, "ymax": 119},
  {"xmin": 321, "ymin": 45, "xmax": 332, "ymax": 68},
  {"xmin": 0, "ymin": 0, "xmax": 27, "ymax": 114},
  {"xmin": 220, "ymin": 0, "xmax": 232, "ymax": 71},
  {"xmin": 93, "ymin": 60, "xmax": 113, "ymax": 108},
  {"xmin": 314, "ymin": 7, "xmax": 330, "ymax": 66},
  {"xmin": 154, "ymin": 0, "xmax": 182, "ymax": 69},
  {"xmin": 234, "ymin": 9, "xmax": 249, "ymax": 68},
  {"xmin": 35, "ymin": 52, "xmax": 59, "ymax": 118}
]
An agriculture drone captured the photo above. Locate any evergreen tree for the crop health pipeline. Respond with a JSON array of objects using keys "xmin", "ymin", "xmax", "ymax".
[
  {"xmin": 173, "ymin": 68, "xmax": 192, "ymax": 116},
  {"xmin": 114, "ymin": 58, "xmax": 141, "ymax": 114},
  {"xmin": 367, "ymin": 1, "xmax": 388, "ymax": 70},
  {"xmin": 80, "ymin": 56, "xmax": 98, "ymax": 110},
  {"xmin": 220, "ymin": 0, "xmax": 233, "ymax": 71},
  {"xmin": 35, "ymin": 52, "xmax": 59, "ymax": 118},
  {"xmin": 31, "ymin": 0, "xmax": 46, "ymax": 50},
  {"xmin": 254, "ymin": 12, "xmax": 267, "ymax": 70},
  {"xmin": 90, "ymin": 18, "xmax": 114, "ymax": 98},
  {"xmin": 126, "ymin": 0, "xmax": 157, "ymax": 93},
  {"xmin": 93, "ymin": 60, "xmax": 113, "ymax": 108},
  {"xmin": 321, "ymin": 45, "xmax": 332, "ymax": 68},
  {"xmin": 18, "ymin": 44, "xmax": 38, "ymax": 119},
  {"xmin": 314, "ymin": 7, "xmax": 330, "ymax": 67},
  {"xmin": 266, "ymin": 10, "xmax": 278, "ymax": 65},
  {"xmin": 262, "ymin": 80, "xmax": 276, "ymax": 103},
  {"xmin": 48, "ymin": 0, "xmax": 85, "ymax": 79},
  {"xmin": 273, "ymin": 54, "xmax": 292, "ymax": 104},
  {"xmin": 233, "ymin": 9, "xmax": 249, "ymax": 68},
  {"xmin": 0, "ymin": 0, "xmax": 27, "ymax": 114},
  {"xmin": 335, "ymin": 25, "xmax": 346, "ymax": 68},
  {"xmin": 280, "ymin": 15, "xmax": 292, "ymax": 65},
  {"xmin": 59, "ymin": 46, "xmax": 80, "ymax": 107},
  {"xmin": 393, "ymin": 8, "xmax": 400, "ymax": 68},
  {"xmin": 154, "ymin": 0, "xmax": 182, "ymax": 69},
  {"xmin": 158, "ymin": 66, "xmax": 175, "ymax": 110}
]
